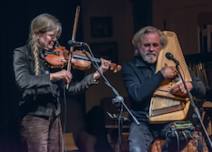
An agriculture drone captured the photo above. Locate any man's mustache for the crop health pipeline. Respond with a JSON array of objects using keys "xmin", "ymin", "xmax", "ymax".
[{"xmin": 146, "ymin": 53, "xmax": 157, "ymax": 56}]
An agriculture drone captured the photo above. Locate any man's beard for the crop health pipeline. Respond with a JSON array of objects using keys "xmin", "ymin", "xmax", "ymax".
[{"xmin": 142, "ymin": 53, "xmax": 157, "ymax": 64}]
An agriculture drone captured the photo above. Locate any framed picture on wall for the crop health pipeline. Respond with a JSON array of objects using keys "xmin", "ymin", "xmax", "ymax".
[
  {"xmin": 198, "ymin": 24, "xmax": 212, "ymax": 53},
  {"xmin": 90, "ymin": 17, "xmax": 113, "ymax": 38},
  {"xmin": 90, "ymin": 42, "xmax": 118, "ymax": 62}
]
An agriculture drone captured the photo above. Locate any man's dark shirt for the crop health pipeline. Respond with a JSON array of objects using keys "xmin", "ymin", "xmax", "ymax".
[
  {"xmin": 122, "ymin": 56, "xmax": 206, "ymax": 122},
  {"xmin": 122, "ymin": 56, "xmax": 164, "ymax": 121}
]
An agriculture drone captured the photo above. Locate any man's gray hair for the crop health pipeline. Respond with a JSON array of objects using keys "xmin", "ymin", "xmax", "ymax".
[{"xmin": 132, "ymin": 26, "xmax": 167, "ymax": 49}]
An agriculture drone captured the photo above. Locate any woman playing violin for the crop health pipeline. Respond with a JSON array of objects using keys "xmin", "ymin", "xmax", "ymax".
[{"xmin": 13, "ymin": 13, "xmax": 110, "ymax": 152}]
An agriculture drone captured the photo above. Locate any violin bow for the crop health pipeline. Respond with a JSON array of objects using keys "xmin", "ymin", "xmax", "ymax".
[{"xmin": 66, "ymin": 5, "xmax": 80, "ymax": 89}]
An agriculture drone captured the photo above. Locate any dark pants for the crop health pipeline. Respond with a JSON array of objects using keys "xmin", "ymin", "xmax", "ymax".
[
  {"xmin": 128, "ymin": 121, "xmax": 166, "ymax": 152},
  {"xmin": 20, "ymin": 115, "xmax": 64, "ymax": 152}
]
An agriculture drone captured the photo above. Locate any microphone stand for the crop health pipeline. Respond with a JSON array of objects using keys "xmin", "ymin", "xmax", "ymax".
[
  {"xmin": 83, "ymin": 43, "xmax": 140, "ymax": 152},
  {"xmin": 175, "ymin": 62, "xmax": 212, "ymax": 150}
]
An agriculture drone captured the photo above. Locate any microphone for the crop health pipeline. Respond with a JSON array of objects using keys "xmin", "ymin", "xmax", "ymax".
[
  {"xmin": 112, "ymin": 96, "xmax": 124, "ymax": 107},
  {"xmin": 165, "ymin": 52, "xmax": 179, "ymax": 65},
  {"xmin": 112, "ymin": 96, "xmax": 124, "ymax": 104},
  {"xmin": 67, "ymin": 40, "xmax": 85, "ymax": 47}
]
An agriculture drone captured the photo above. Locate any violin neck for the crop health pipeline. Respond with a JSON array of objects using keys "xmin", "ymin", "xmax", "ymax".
[{"xmin": 73, "ymin": 54, "xmax": 100, "ymax": 63}]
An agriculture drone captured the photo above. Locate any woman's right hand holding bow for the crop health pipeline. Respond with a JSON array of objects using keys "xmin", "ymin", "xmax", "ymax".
[{"xmin": 50, "ymin": 70, "xmax": 72, "ymax": 84}]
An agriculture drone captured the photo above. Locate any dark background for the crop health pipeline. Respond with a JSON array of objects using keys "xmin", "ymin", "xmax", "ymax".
[
  {"xmin": 1, "ymin": 0, "xmax": 212, "ymax": 151},
  {"xmin": 0, "ymin": 0, "xmax": 160, "ymax": 151}
]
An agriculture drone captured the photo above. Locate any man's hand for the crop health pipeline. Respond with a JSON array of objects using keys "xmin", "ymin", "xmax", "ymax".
[
  {"xmin": 170, "ymin": 81, "xmax": 193, "ymax": 97},
  {"xmin": 160, "ymin": 66, "xmax": 178, "ymax": 79}
]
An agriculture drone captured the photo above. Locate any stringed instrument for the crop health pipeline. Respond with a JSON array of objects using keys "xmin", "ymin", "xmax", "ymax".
[
  {"xmin": 43, "ymin": 46, "xmax": 121, "ymax": 72},
  {"xmin": 149, "ymin": 31, "xmax": 192, "ymax": 123}
]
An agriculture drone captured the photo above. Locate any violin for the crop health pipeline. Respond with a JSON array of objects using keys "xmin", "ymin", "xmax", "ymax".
[{"xmin": 43, "ymin": 46, "xmax": 122, "ymax": 73}]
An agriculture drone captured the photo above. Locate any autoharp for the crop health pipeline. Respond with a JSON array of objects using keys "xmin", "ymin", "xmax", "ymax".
[{"xmin": 149, "ymin": 31, "xmax": 192, "ymax": 123}]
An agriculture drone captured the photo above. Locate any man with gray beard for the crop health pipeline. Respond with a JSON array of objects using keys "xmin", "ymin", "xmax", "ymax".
[{"xmin": 122, "ymin": 26, "xmax": 206, "ymax": 152}]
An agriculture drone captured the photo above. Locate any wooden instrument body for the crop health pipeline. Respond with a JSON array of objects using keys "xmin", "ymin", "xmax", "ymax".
[{"xmin": 149, "ymin": 31, "xmax": 192, "ymax": 123}]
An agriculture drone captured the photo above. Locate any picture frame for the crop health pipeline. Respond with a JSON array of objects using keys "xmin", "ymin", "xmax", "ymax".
[
  {"xmin": 90, "ymin": 17, "xmax": 113, "ymax": 38},
  {"xmin": 198, "ymin": 24, "xmax": 212, "ymax": 53}
]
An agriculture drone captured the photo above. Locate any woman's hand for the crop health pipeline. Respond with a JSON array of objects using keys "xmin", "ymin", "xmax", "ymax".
[
  {"xmin": 93, "ymin": 58, "xmax": 111, "ymax": 80},
  {"xmin": 50, "ymin": 70, "xmax": 72, "ymax": 84},
  {"xmin": 170, "ymin": 81, "xmax": 193, "ymax": 97}
]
